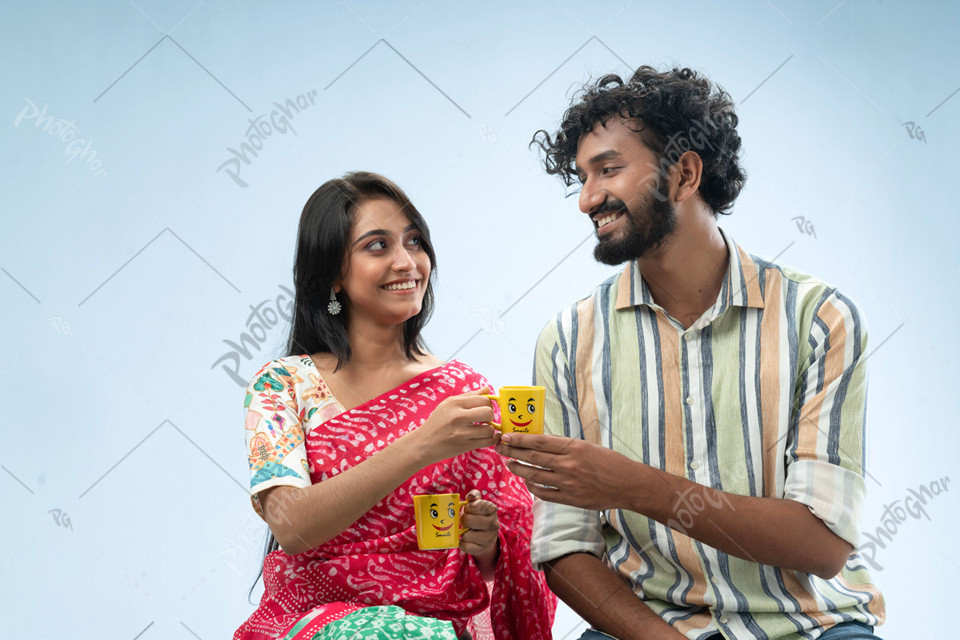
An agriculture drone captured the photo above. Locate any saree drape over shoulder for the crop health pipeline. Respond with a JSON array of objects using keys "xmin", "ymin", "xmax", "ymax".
[{"xmin": 234, "ymin": 356, "xmax": 555, "ymax": 640}]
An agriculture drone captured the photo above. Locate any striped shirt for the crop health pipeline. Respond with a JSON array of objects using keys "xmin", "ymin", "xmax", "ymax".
[{"xmin": 530, "ymin": 231, "xmax": 884, "ymax": 640}]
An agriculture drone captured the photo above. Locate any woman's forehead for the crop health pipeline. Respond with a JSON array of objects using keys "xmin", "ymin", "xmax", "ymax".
[{"xmin": 350, "ymin": 197, "xmax": 413, "ymax": 235}]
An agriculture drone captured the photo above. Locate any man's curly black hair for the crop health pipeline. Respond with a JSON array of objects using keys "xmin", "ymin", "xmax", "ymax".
[{"xmin": 532, "ymin": 66, "xmax": 746, "ymax": 215}]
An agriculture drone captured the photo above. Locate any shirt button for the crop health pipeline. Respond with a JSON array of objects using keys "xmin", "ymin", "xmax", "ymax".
[
  {"xmin": 684, "ymin": 333, "xmax": 693, "ymax": 341},
  {"xmin": 711, "ymin": 576, "xmax": 719, "ymax": 585},
  {"xmin": 719, "ymin": 615, "xmax": 729, "ymax": 625},
  {"xmin": 690, "ymin": 461, "xmax": 700, "ymax": 470},
  {"xmin": 685, "ymin": 396, "xmax": 695, "ymax": 405}
]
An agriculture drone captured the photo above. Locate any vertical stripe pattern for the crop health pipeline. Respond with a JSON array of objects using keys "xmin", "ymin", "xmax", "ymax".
[{"xmin": 530, "ymin": 232, "xmax": 884, "ymax": 640}]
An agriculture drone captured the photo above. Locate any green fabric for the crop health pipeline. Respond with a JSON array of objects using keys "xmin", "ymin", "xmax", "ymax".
[{"xmin": 310, "ymin": 606, "xmax": 457, "ymax": 640}]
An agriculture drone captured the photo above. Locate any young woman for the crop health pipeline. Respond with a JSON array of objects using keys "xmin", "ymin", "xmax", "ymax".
[{"xmin": 233, "ymin": 172, "xmax": 555, "ymax": 640}]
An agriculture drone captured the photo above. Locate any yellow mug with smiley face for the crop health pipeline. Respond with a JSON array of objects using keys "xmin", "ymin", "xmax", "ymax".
[
  {"xmin": 485, "ymin": 386, "xmax": 545, "ymax": 434},
  {"xmin": 413, "ymin": 493, "xmax": 469, "ymax": 550}
]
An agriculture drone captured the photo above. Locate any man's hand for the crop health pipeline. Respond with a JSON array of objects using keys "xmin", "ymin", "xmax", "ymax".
[{"xmin": 496, "ymin": 433, "xmax": 651, "ymax": 510}]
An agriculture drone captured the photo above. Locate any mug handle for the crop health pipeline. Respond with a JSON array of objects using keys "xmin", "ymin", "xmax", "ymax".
[
  {"xmin": 457, "ymin": 499, "xmax": 471, "ymax": 535},
  {"xmin": 483, "ymin": 394, "xmax": 501, "ymax": 429}
]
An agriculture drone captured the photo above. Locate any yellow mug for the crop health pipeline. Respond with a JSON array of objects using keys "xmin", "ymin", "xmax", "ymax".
[
  {"xmin": 413, "ymin": 493, "xmax": 468, "ymax": 550},
  {"xmin": 485, "ymin": 386, "xmax": 545, "ymax": 434}
]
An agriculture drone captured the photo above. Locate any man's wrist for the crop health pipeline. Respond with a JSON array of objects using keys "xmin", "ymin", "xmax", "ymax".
[{"xmin": 626, "ymin": 463, "xmax": 680, "ymax": 519}]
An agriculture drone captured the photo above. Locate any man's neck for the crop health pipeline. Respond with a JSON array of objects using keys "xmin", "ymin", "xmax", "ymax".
[{"xmin": 636, "ymin": 216, "xmax": 728, "ymax": 330}]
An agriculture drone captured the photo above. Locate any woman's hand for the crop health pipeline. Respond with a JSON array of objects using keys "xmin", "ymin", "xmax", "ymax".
[
  {"xmin": 460, "ymin": 489, "xmax": 500, "ymax": 579},
  {"xmin": 407, "ymin": 387, "xmax": 500, "ymax": 465}
]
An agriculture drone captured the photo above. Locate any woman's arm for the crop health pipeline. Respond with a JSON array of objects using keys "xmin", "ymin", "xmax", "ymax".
[{"xmin": 261, "ymin": 389, "xmax": 499, "ymax": 554}]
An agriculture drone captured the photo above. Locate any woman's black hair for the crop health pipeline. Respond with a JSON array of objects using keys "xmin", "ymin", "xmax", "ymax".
[
  {"xmin": 248, "ymin": 171, "xmax": 437, "ymax": 602},
  {"xmin": 531, "ymin": 66, "xmax": 746, "ymax": 215}
]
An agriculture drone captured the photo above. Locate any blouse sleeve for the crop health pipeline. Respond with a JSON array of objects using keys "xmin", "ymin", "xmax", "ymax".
[{"xmin": 244, "ymin": 360, "xmax": 311, "ymax": 518}]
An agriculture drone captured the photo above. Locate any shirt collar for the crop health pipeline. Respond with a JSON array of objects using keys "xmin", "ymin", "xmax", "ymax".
[{"xmin": 614, "ymin": 229, "xmax": 766, "ymax": 312}]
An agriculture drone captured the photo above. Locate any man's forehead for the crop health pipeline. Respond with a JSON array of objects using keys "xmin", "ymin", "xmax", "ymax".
[{"xmin": 575, "ymin": 117, "xmax": 648, "ymax": 163}]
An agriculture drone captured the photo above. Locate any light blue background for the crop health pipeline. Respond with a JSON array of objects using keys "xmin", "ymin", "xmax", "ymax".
[{"xmin": 2, "ymin": 1, "xmax": 957, "ymax": 637}]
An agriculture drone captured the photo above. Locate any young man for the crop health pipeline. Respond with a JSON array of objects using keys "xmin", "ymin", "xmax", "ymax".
[{"xmin": 496, "ymin": 67, "xmax": 885, "ymax": 640}]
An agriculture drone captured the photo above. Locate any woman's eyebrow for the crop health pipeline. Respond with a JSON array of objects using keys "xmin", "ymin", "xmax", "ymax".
[
  {"xmin": 353, "ymin": 225, "xmax": 418, "ymax": 245},
  {"xmin": 353, "ymin": 229, "xmax": 390, "ymax": 245}
]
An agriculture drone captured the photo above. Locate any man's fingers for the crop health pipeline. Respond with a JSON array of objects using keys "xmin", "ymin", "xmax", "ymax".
[
  {"xmin": 498, "ymin": 444, "xmax": 558, "ymax": 468},
  {"xmin": 505, "ymin": 460, "xmax": 559, "ymax": 487},
  {"xmin": 499, "ymin": 432, "xmax": 576, "ymax": 454},
  {"xmin": 523, "ymin": 479, "xmax": 565, "ymax": 503}
]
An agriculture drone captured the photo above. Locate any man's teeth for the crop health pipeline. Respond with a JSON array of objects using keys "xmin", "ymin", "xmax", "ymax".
[
  {"xmin": 383, "ymin": 281, "xmax": 416, "ymax": 290},
  {"xmin": 597, "ymin": 211, "xmax": 622, "ymax": 228}
]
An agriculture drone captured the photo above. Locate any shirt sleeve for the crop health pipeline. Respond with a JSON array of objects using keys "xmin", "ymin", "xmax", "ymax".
[
  {"xmin": 783, "ymin": 289, "xmax": 869, "ymax": 547},
  {"xmin": 244, "ymin": 360, "xmax": 311, "ymax": 518},
  {"xmin": 529, "ymin": 316, "xmax": 606, "ymax": 569}
]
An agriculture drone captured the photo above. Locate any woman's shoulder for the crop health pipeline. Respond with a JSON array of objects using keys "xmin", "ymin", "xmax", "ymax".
[{"xmin": 247, "ymin": 355, "xmax": 315, "ymax": 390}]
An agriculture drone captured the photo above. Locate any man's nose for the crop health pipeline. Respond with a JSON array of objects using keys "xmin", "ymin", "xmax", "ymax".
[{"xmin": 579, "ymin": 179, "xmax": 605, "ymax": 214}]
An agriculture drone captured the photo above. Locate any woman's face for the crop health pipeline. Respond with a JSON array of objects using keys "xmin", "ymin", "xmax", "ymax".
[{"xmin": 337, "ymin": 197, "xmax": 431, "ymax": 327}]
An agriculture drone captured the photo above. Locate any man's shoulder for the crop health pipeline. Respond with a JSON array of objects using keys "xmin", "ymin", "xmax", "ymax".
[
  {"xmin": 536, "ymin": 271, "xmax": 621, "ymax": 348},
  {"xmin": 547, "ymin": 271, "xmax": 620, "ymax": 323},
  {"xmin": 747, "ymin": 249, "xmax": 864, "ymax": 324},
  {"xmin": 749, "ymin": 250, "xmax": 843, "ymax": 301}
]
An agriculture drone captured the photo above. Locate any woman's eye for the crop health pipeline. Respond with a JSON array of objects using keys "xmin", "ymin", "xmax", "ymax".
[
  {"xmin": 367, "ymin": 239, "xmax": 386, "ymax": 251},
  {"xmin": 406, "ymin": 235, "xmax": 423, "ymax": 249}
]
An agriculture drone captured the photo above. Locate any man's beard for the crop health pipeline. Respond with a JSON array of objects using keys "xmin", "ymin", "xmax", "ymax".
[{"xmin": 593, "ymin": 177, "xmax": 677, "ymax": 266}]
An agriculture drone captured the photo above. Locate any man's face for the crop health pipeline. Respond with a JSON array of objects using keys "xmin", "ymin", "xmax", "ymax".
[{"xmin": 574, "ymin": 118, "xmax": 677, "ymax": 265}]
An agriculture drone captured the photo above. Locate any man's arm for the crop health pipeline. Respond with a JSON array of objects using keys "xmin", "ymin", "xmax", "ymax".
[
  {"xmin": 545, "ymin": 552, "xmax": 686, "ymax": 640},
  {"xmin": 498, "ymin": 434, "xmax": 851, "ymax": 579}
]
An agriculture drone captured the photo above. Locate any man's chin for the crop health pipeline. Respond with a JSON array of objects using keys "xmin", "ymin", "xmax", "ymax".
[{"xmin": 594, "ymin": 239, "xmax": 636, "ymax": 266}]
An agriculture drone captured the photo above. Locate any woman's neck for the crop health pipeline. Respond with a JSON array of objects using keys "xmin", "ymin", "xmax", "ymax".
[{"xmin": 343, "ymin": 315, "xmax": 411, "ymax": 370}]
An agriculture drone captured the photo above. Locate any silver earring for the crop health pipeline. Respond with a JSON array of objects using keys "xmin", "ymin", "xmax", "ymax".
[{"xmin": 327, "ymin": 289, "xmax": 342, "ymax": 315}]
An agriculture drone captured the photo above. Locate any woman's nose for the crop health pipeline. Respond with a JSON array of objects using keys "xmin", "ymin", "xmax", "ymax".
[{"xmin": 392, "ymin": 245, "xmax": 416, "ymax": 270}]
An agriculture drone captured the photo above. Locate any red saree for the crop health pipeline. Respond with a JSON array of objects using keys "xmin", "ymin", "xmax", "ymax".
[{"xmin": 233, "ymin": 359, "xmax": 555, "ymax": 639}]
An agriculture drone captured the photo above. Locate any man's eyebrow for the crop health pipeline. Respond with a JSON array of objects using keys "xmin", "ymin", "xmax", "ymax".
[{"xmin": 574, "ymin": 149, "xmax": 622, "ymax": 175}]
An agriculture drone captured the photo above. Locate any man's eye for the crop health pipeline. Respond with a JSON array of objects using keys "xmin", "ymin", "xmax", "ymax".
[{"xmin": 601, "ymin": 166, "xmax": 621, "ymax": 174}]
